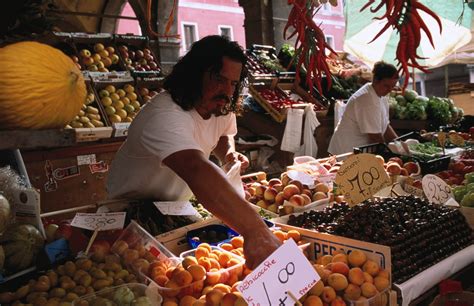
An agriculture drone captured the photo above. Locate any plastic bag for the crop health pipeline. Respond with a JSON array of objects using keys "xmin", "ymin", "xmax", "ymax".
[
  {"xmin": 295, "ymin": 104, "xmax": 320, "ymax": 158},
  {"xmin": 280, "ymin": 108, "xmax": 304, "ymax": 153},
  {"xmin": 225, "ymin": 161, "xmax": 245, "ymax": 198}
]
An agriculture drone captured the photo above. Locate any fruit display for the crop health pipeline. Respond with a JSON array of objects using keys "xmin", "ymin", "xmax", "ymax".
[
  {"xmin": 76, "ymin": 43, "xmax": 121, "ymax": 72},
  {"xmin": 0, "ymin": 41, "xmax": 86, "ymax": 129},
  {"xmin": 137, "ymin": 85, "xmax": 161, "ymax": 104},
  {"xmin": 303, "ymin": 250, "xmax": 390, "ymax": 306},
  {"xmin": 453, "ymin": 173, "xmax": 474, "ymax": 207},
  {"xmin": 66, "ymin": 91, "xmax": 105, "ymax": 129},
  {"xmin": 74, "ymin": 283, "xmax": 153, "ymax": 306},
  {"xmin": 246, "ymin": 52, "xmax": 274, "ymax": 76},
  {"xmin": 287, "ymin": 196, "xmax": 473, "ymax": 283},
  {"xmin": 436, "ymin": 160, "xmax": 472, "ymax": 187},
  {"xmin": 117, "ymin": 45, "xmax": 160, "ymax": 72},
  {"xmin": 251, "ymin": 85, "xmax": 302, "ymax": 111},
  {"xmin": 0, "ymin": 224, "xmax": 44, "ymax": 274},
  {"xmin": 97, "ymin": 83, "xmax": 141, "ymax": 124}
]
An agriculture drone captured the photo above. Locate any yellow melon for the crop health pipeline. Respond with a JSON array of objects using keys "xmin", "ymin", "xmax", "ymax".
[{"xmin": 0, "ymin": 41, "xmax": 86, "ymax": 129}]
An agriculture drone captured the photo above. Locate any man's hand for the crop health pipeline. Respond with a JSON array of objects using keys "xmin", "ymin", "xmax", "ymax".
[
  {"xmin": 225, "ymin": 151, "xmax": 249, "ymax": 171},
  {"xmin": 242, "ymin": 227, "xmax": 281, "ymax": 270}
]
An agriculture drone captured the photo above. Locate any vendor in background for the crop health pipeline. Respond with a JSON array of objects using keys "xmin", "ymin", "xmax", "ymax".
[
  {"xmin": 328, "ymin": 61, "xmax": 399, "ymax": 155},
  {"xmin": 107, "ymin": 35, "xmax": 280, "ymax": 269}
]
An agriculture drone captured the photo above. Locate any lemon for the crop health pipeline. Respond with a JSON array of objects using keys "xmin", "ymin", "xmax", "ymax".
[
  {"xmin": 124, "ymin": 84, "xmax": 135, "ymax": 93},
  {"xmin": 112, "ymin": 100, "xmax": 124, "ymax": 110},
  {"xmin": 124, "ymin": 104, "xmax": 135, "ymax": 113},
  {"xmin": 110, "ymin": 93, "xmax": 121, "ymax": 102},
  {"xmin": 109, "ymin": 114, "xmax": 122, "ymax": 123},
  {"xmin": 131, "ymin": 101, "xmax": 141, "ymax": 110},
  {"xmin": 105, "ymin": 106, "xmax": 116, "ymax": 115},
  {"xmin": 105, "ymin": 85, "xmax": 116, "ymax": 93},
  {"xmin": 121, "ymin": 97, "xmax": 131, "ymax": 105},
  {"xmin": 126, "ymin": 92, "xmax": 138, "ymax": 101},
  {"xmin": 116, "ymin": 109, "xmax": 128, "ymax": 119},
  {"xmin": 101, "ymin": 97, "xmax": 113, "ymax": 106}
]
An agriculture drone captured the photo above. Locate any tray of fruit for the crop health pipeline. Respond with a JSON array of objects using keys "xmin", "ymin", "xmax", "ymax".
[
  {"xmin": 114, "ymin": 34, "xmax": 161, "ymax": 76},
  {"xmin": 136, "ymin": 77, "xmax": 164, "ymax": 104},
  {"xmin": 72, "ymin": 34, "xmax": 123, "ymax": 73}
]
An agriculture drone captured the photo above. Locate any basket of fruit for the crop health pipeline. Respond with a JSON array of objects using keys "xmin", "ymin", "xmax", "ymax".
[
  {"xmin": 114, "ymin": 34, "xmax": 161, "ymax": 76},
  {"xmin": 72, "ymin": 33, "xmax": 123, "ymax": 73}
]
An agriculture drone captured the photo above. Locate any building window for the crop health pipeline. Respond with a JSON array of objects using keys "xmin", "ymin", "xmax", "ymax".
[
  {"xmin": 325, "ymin": 35, "xmax": 335, "ymax": 49},
  {"xmin": 218, "ymin": 26, "xmax": 233, "ymax": 41},
  {"xmin": 182, "ymin": 23, "xmax": 198, "ymax": 52}
]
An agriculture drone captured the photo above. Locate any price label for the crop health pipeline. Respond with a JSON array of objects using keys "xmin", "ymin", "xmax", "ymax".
[
  {"xmin": 71, "ymin": 212, "xmax": 126, "ymax": 231},
  {"xmin": 238, "ymin": 239, "xmax": 320, "ymax": 306},
  {"xmin": 154, "ymin": 201, "xmax": 198, "ymax": 216},
  {"xmin": 438, "ymin": 132, "xmax": 447, "ymax": 149},
  {"xmin": 422, "ymin": 174, "xmax": 454, "ymax": 204},
  {"xmin": 335, "ymin": 154, "xmax": 391, "ymax": 206},
  {"xmin": 449, "ymin": 133, "xmax": 465, "ymax": 147},
  {"xmin": 77, "ymin": 154, "xmax": 96, "ymax": 166},
  {"xmin": 113, "ymin": 122, "xmax": 130, "ymax": 137}
]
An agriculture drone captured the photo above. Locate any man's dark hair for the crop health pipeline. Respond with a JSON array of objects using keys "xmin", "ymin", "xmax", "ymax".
[
  {"xmin": 163, "ymin": 35, "xmax": 247, "ymax": 114},
  {"xmin": 372, "ymin": 61, "xmax": 398, "ymax": 81}
]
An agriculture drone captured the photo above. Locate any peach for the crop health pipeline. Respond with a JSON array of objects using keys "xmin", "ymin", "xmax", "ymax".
[
  {"xmin": 344, "ymin": 283, "xmax": 362, "ymax": 301},
  {"xmin": 231, "ymin": 281, "xmax": 242, "ymax": 292},
  {"xmin": 286, "ymin": 230, "xmax": 301, "ymax": 242},
  {"xmin": 256, "ymin": 199, "xmax": 269, "ymax": 209},
  {"xmin": 273, "ymin": 183, "xmax": 284, "ymax": 192},
  {"xmin": 388, "ymin": 157, "xmax": 403, "ymax": 167},
  {"xmin": 279, "ymin": 206, "xmax": 294, "ymax": 215},
  {"xmin": 354, "ymin": 296, "xmax": 368, "ymax": 306},
  {"xmin": 254, "ymin": 185, "xmax": 266, "ymax": 197},
  {"xmin": 302, "ymin": 188, "xmax": 313, "ymax": 198},
  {"xmin": 205, "ymin": 289, "xmax": 224, "ymax": 306},
  {"xmin": 288, "ymin": 180, "xmax": 304, "ymax": 192},
  {"xmin": 332, "ymin": 253, "xmax": 349, "ymax": 265},
  {"xmin": 386, "ymin": 163, "xmax": 401, "ymax": 176},
  {"xmin": 162, "ymin": 301, "xmax": 179, "ymax": 306},
  {"xmin": 304, "ymin": 295, "xmax": 323, "ymax": 306},
  {"xmin": 264, "ymin": 187, "xmax": 278, "ymax": 203},
  {"xmin": 348, "ymin": 250, "xmax": 367, "ymax": 267},
  {"xmin": 320, "ymin": 255, "xmax": 333, "ymax": 266},
  {"xmin": 201, "ymin": 285, "xmax": 213, "ymax": 295},
  {"xmin": 197, "ymin": 257, "xmax": 212, "ymax": 272},
  {"xmin": 314, "ymin": 265, "xmax": 331, "ymax": 283},
  {"xmin": 206, "ymin": 269, "xmax": 221, "ymax": 286},
  {"xmin": 374, "ymin": 276, "xmax": 389, "ymax": 292},
  {"xmin": 220, "ymin": 292, "xmax": 238, "ymax": 306},
  {"xmin": 327, "ymin": 273, "xmax": 348, "ymax": 291},
  {"xmin": 348, "ymin": 267, "xmax": 365, "ymax": 286},
  {"xmin": 363, "ymin": 272, "xmax": 373, "ymax": 284},
  {"xmin": 213, "ymin": 284, "xmax": 231, "ymax": 294},
  {"xmin": 275, "ymin": 192, "xmax": 285, "ymax": 205},
  {"xmin": 179, "ymin": 295, "xmax": 196, "ymax": 306},
  {"xmin": 321, "ymin": 286, "xmax": 337, "ymax": 303},
  {"xmin": 329, "ymin": 262, "xmax": 350, "ymax": 276},
  {"xmin": 301, "ymin": 194, "xmax": 312, "ymax": 205},
  {"xmin": 315, "ymin": 183, "xmax": 329, "ymax": 193},
  {"xmin": 308, "ymin": 279, "xmax": 324, "ymax": 296},
  {"xmin": 247, "ymin": 186, "xmax": 256, "ymax": 196},
  {"xmin": 400, "ymin": 168, "xmax": 409, "ymax": 176},
  {"xmin": 268, "ymin": 178, "xmax": 282, "ymax": 187},
  {"xmin": 163, "ymin": 280, "xmax": 180, "ymax": 298},
  {"xmin": 377, "ymin": 269, "xmax": 390, "ymax": 280},
  {"xmin": 234, "ymin": 294, "xmax": 247, "ymax": 306},
  {"xmin": 403, "ymin": 162, "xmax": 419, "ymax": 175},
  {"xmin": 182, "ymin": 256, "xmax": 198, "ymax": 269},
  {"xmin": 174, "ymin": 270, "xmax": 193, "ymax": 286},
  {"xmin": 283, "ymin": 184, "xmax": 300, "ymax": 199},
  {"xmin": 266, "ymin": 204, "xmax": 279, "ymax": 213},
  {"xmin": 330, "ymin": 297, "xmax": 347, "ymax": 306},
  {"xmin": 362, "ymin": 260, "xmax": 380, "ymax": 276},
  {"xmin": 361, "ymin": 282, "xmax": 378, "ymax": 298},
  {"xmin": 312, "ymin": 191, "xmax": 328, "ymax": 201},
  {"xmin": 289, "ymin": 194, "xmax": 306, "ymax": 206}
]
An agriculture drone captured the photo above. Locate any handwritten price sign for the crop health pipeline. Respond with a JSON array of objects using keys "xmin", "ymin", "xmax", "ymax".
[
  {"xmin": 154, "ymin": 201, "xmax": 198, "ymax": 216},
  {"xmin": 422, "ymin": 174, "xmax": 454, "ymax": 204},
  {"xmin": 238, "ymin": 239, "xmax": 320, "ymax": 306},
  {"xmin": 335, "ymin": 154, "xmax": 391, "ymax": 206},
  {"xmin": 71, "ymin": 212, "xmax": 126, "ymax": 231}
]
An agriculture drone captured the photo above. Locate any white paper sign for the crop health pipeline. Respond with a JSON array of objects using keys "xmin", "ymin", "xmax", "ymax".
[
  {"xmin": 287, "ymin": 170, "xmax": 314, "ymax": 186},
  {"xmin": 154, "ymin": 201, "xmax": 198, "ymax": 216},
  {"xmin": 422, "ymin": 174, "xmax": 454, "ymax": 204},
  {"xmin": 71, "ymin": 212, "xmax": 126, "ymax": 231},
  {"xmin": 113, "ymin": 122, "xmax": 130, "ymax": 137},
  {"xmin": 238, "ymin": 239, "xmax": 320, "ymax": 306},
  {"xmin": 77, "ymin": 154, "xmax": 96, "ymax": 166}
]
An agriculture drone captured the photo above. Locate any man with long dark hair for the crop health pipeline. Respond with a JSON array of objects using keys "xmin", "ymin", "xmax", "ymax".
[{"xmin": 108, "ymin": 35, "xmax": 280, "ymax": 269}]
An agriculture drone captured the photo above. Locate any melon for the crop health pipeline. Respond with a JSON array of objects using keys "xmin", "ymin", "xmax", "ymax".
[
  {"xmin": 0, "ymin": 194, "xmax": 10, "ymax": 233},
  {"xmin": 1, "ymin": 224, "xmax": 44, "ymax": 272},
  {"xmin": 0, "ymin": 41, "xmax": 86, "ymax": 129}
]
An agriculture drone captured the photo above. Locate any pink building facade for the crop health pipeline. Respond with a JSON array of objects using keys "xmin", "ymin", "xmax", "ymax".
[{"xmin": 314, "ymin": 3, "xmax": 346, "ymax": 52}]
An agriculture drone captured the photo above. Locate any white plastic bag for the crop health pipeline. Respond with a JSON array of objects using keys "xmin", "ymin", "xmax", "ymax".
[
  {"xmin": 296, "ymin": 104, "xmax": 320, "ymax": 158},
  {"xmin": 280, "ymin": 108, "xmax": 304, "ymax": 153},
  {"xmin": 225, "ymin": 161, "xmax": 245, "ymax": 198}
]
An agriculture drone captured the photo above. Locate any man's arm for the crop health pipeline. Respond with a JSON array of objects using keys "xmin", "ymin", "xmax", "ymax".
[
  {"xmin": 163, "ymin": 149, "xmax": 279, "ymax": 268},
  {"xmin": 367, "ymin": 133, "xmax": 385, "ymax": 144},
  {"xmin": 213, "ymin": 135, "xmax": 249, "ymax": 170},
  {"xmin": 384, "ymin": 124, "xmax": 398, "ymax": 142}
]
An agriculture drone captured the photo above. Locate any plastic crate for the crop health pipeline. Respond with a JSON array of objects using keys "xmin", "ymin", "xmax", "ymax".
[
  {"xmin": 353, "ymin": 143, "xmax": 397, "ymax": 161},
  {"xmin": 416, "ymin": 155, "xmax": 451, "ymax": 175}
]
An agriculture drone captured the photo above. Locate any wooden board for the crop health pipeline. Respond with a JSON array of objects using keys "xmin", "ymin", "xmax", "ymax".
[{"xmin": 0, "ymin": 129, "xmax": 76, "ymax": 150}]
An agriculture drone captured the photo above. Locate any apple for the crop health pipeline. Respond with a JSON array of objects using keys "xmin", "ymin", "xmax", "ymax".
[
  {"xmin": 94, "ymin": 43, "xmax": 105, "ymax": 52},
  {"xmin": 105, "ymin": 46, "xmax": 115, "ymax": 54},
  {"xmin": 136, "ymin": 50, "xmax": 144, "ymax": 59},
  {"xmin": 149, "ymin": 61, "xmax": 158, "ymax": 70},
  {"xmin": 452, "ymin": 161, "xmax": 466, "ymax": 174},
  {"xmin": 54, "ymin": 222, "xmax": 73, "ymax": 240},
  {"xmin": 388, "ymin": 157, "xmax": 403, "ymax": 167}
]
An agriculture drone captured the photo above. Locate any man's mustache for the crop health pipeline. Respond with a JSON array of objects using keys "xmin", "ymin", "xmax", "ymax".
[{"xmin": 213, "ymin": 94, "xmax": 231, "ymax": 103}]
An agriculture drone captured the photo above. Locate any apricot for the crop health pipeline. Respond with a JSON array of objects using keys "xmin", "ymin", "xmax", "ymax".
[
  {"xmin": 205, "ymin": 269, "xmax": 221, "ymax": 286},
  {"xmin": 328, "ymin": 262, "xmax": 350, "ymax": 276},
  {"xmin": 153, "ymin": 275, "xmax": 169, "ymax": 286},
  {"xmin": 197, "ymin": 257, "xmax": 212, "ymax": 272},
  {"xmin": 312, "ymin": 192, "xmax": 328, "ymax": 201},
  {"xmin": 348, "ymin": 267, "xmax": 365, "ymax": 286},
  {"xmin": 213, "ymin": 283, "xmax": 231, "ymax": 294},
  {"xmin": 361, "ymin": 282, "xmax": 378, "ymax": 298},
  {"xmin": 111, "ymin": 240, "xmax": 128, "ymax": 255},
  {"xmin": 331, "ymin": 253, "xmax": 348, "ymax": 264},
  {"xmin": 230, "ymin": 237, "xmax": 244, "ymax": 249},
  {"xmin": 377, "ymin": 269, "xmax": 390, "ymax": 280},
  {"xmin": 315, "ymin": 183, "xmax": 330, "ymax": 193},
  {"xmin": 208, "ymin": 258, "xmax": 220, "ymax": 270},
  {"xmin": 208, "ymin": 253, "xmax": 219, "ymax": 261},
  {"xmin": 231, "ymin": 281, "xmax": 242, "ymax": 292},
  {"xmin": 162, "ymin": 301, "xmax": 179, "ymax": 306},
  {"xmin": 163, "ymin": 280, "xmax": 180, "ymax": 298},
  {"xmin": 374, "ymin": 276, "xmax": 390, "ymax": 292},
  {"xmin": 344, "ymin": 283, "xmax": 362, "ymax": 301},
  {"xmin": 330, "ymin": 296, "xmax": 347, "ymax": 306},
  {"xmin": 363, "ymin": 272, "xmax": 374, "ymax": 284},
  {"xmin": 308, "ymin": 280, "xmax": 324, "ymax": 296},
  {"xmin": 286, "ymin": 230, "xmax": 301, "ymax": 242},
  {"xmin": 264, "ymin": 187, "xmax": 278, "ymax": 203},
  {"xmin": 205, "ymin": 289, "xmax": 224, "ymax": 306},
  {"xmin": 289, "ymin": 194, "xmax": 306, "ymax": 206},
  {"xmin": 348, "ymin": 250, "xmax": 367, "ymax": 267},
  {"xmin": 283, "ymin": 184, "xmax": 300, "ymax": 199},
  {"xmin": 179, "ymin": 295, "xmax": 196, "ymax": 306},
  {"xmin": 122, "ymin": 249, "xmax": 139, "ymax": 265},
  {"xmin": 321, "ymin": 286, "xmax": 337, "ymax": 303},
  {"xmin": 301, "ymin": 194, "xmax": 312, "ymax": 205},
  {"xmin": 220, "ymin": 243, "xmax": 234, "ymax": 252},
  {"xmin": 313, "ymin": 265, "xmax": 331, "ymax": 283},
  {"xmin": 218, "ymin": 252, "xmax": 232, "ymax": 267},
  {"xmin": 303, "ymin": 295, "xmax": 323, "ymax": 306},
  {"xmin": 195, "ymin": 247, "xmax": 210, "ymax": 259},
  {"xmin": 320, "ymin": 255, "xmax": 333, "ymax": 266},
  {"xmin": 273, "ymin": 230, "xmax": 287, "ymax": 242},
  {"xmin": 182, "ymin": 256, "xmax": 199, "ymax": 269},
  {"xmin": 174, "ymin": 270, "xmax": 193, "ymax": 286},
  {"xmin": 327, "ymin": 273, "xmax": 348, "ymax": 291},
  {"xmin": 362, "ymin": 260, "xmax": 380, "ymax": 276}
]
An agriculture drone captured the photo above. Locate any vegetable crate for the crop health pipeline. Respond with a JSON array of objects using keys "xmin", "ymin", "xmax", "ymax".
[
  {"xmin": 249, "ymin": 83, "xmax": 307, "ymax": 123},
  {"xmin": 277, "ymin": 82, "xmax": 329, "ymax": 117}
]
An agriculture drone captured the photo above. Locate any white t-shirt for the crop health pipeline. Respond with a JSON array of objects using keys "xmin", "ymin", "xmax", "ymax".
[
  {"xmin": 107, "ymin": 92, "xmax": 237, "ymax": 200},
  {"xmin": 328, "ymin": 83, "xmax": 390, "ymax": 155}
]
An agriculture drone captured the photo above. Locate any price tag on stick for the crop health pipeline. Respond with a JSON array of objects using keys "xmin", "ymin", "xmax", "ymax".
[
  {"xmin": 154, "ymin": 201, "xmax": 199, "ymax": 216},
  {"xmin": 438, "ymin": 132, "xmax": 447, "ymax": 155},
  {"xmin": 422, "ymin": 174, "xmax": 454, "ymax": 204},
  {"xmin": 71, "ymin": 212, "xmax": 126, "ymax": 231},
  {"xmin": 237, "ymin": 239, "xmax": 320, "ymax": 306},
  {"xmin": 335, "ymin": 154, "xmax": 391, "ymax": 206}
]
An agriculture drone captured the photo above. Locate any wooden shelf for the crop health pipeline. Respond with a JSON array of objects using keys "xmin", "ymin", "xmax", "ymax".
[{"xmin": 0, "ymin": 129, "xmax": 76, "ymax": 150}]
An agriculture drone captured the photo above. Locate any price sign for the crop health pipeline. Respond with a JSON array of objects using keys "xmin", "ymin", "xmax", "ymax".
[
  {"xmin": 422, "ymin": 174, "xmax": 454, "ymax": 204},
  {"xmin": 449, "ymin": 133, "xmax": 465, "ymax": 147},
  {"xmin": 238, "ymin": 239, "xmax": 320, "ymax": 306},
  {"xmin": 438, "ymin": 132, "xmax": 447, "ymax": 148},
  {"xmin": 113, "ymin": 122, "xmax": 130, "ymax": 137},
  {"xmin": 154, "ymin": 201, "xmax": 198, "ymax": 216},
  {"xmin": 335, "ymin": 154, "xmax": 391, "ymax": 206},
  {"xmin": 71, "ymin": 212, "xmax": 126, "ymax": 231}
]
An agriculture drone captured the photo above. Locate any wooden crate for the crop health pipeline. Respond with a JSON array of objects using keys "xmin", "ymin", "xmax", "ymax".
[
  {"xmin": 249, "ymin": 84, "xmax": 289, "ymax": 123},
  {"xmin": 278, "ymin": 82, "xmax": 329, "ymax": 118}
]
